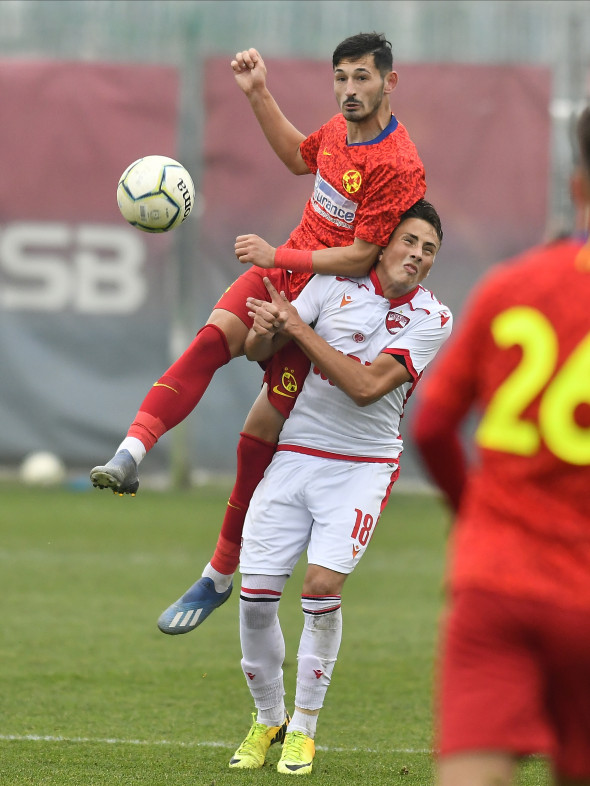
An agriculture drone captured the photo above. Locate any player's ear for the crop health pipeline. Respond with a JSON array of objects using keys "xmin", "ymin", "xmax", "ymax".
[{"xmin": 384, "ymin": 71, "xmax": 398, "ymax": 95}]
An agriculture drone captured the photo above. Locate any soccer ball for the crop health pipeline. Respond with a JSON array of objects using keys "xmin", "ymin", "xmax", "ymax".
[
  {"xmin": 19, "ymin": 451, "xmax": 67, "ymax": 486},
  {"xmin": 116, "ymin": 155, "xmax": 196, "ymax": 233}
]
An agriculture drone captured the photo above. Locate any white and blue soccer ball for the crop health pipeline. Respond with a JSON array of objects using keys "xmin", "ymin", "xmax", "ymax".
[{"xmin": 116, "ymin": 155, "xmax": 196, "ymax": 233}]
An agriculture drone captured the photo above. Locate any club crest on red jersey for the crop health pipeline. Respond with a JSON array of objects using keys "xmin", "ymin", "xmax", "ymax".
[
  {"xmin": 272, "ymin": 367, "xmax": 299, "ymax": 399},
  {"xmin": 281, "ymin": 368, "xmax": 298, "ymax": 393},
  {"xmin": 386, "ymin": 311, "xmax": 410, "ymax": 334},
  {"xmin": 342, "ymin": 169, "xmax": 362, "ymax": 194}
]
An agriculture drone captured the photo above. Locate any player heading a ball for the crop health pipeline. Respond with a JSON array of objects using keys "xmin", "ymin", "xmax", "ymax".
[{"xmin": 117, "ymin": 155, "xmax": 196, "ymax": 233}]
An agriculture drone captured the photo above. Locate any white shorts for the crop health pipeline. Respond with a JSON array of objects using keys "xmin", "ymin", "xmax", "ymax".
[{"xmin": 240, "ymin": 450, "xmax": 400, "ymax": 576}]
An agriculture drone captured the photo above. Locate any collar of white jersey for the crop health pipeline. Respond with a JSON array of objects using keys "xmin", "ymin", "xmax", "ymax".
[{"xmin": 370, "ymin": 268, "xmax": 420, "ymax": 306}]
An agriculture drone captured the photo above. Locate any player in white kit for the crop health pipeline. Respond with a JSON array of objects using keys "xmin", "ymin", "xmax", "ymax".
[{"xmin": 228, "ymin": 199, "xmax": 452, "ymax": 775}]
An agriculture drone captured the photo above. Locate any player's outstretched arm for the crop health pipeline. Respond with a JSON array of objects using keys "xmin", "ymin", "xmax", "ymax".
[
  {"xmin": 248, "ymin": 278, "xmax": 412, "ymax": 405},
  {"xmin": 231, "ymin": 48, "xmax": 309, "ymax": 175},
  {"xmin": 235, "ymin": 234, "xmax": 381, "ymax": 276},
  {"xmin": 307, "ymin": 238, "xmax": 381, "ymax": 276},
  {"xmin": 287, "ymin": 322, "xmax": 411, "ymax": 406}
]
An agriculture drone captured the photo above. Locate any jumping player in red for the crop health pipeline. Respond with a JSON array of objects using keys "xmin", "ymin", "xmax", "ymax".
[
  {"xmin": 412, "ymin": 105, "xmax": 590, "ymax": 786},
  {"xmin": 90, "ymin": 32, "xmax": 426, "ymax": 635}
]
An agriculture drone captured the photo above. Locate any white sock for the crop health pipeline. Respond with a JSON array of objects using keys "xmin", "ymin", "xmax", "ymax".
[
  {"xmin": 240, "ymin": 574, "xmax": 289, "ymax": 721},
  {"xmin": 202, "ymin": 562, "xmax": 233, "ymax": 593},
  {"xmin": 294, "ymin": 596, "xmax": 342, "ymax": 713},
  {"xmin": 257, "ymin": 700, "xmax": 288, "ymax": 728},
  {"xmin": 288, "ymin": 708, "xmax": 318, "ymax": 739},
  {"xmin": 116, "ymin": 437, "xmax": 146, "ymax": 465}
]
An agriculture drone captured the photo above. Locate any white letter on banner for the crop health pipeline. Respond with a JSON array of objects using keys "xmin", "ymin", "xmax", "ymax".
[
  {"xmin": 0, "ymin": 222, "xmax": 70, "ymax": 311},
  {"xmin": 75, "ymin": 225, "xmax": 147, "ymax": 314}
]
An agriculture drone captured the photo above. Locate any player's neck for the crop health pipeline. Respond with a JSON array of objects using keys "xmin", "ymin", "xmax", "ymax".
[
  {"xmin": 346, "ymin": 105, "xmax": 393, "ymax": 144},
  {"xmin": 376, "ymin": 268, "xmax": 419, "ymax": 301}
]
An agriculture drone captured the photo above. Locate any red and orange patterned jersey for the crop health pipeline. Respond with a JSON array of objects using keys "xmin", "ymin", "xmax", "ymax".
[
  {"xmin": 284, "ymin": 113, "xmax": 425, "ymax": 299},
  {"xmin": 289, "ymin": 113, "xmax": 425, "ymax": 251},
  {"xmin": 417, "ymin": 238, "xmax": 590, "ymax": 609}
]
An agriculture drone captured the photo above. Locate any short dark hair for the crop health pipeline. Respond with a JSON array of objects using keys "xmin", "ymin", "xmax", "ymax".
[
  {"xmin": 397, "ymin": 199, "xmax": 443, "ymax": 245},
  {"xmin": 332, "ymin": 32, "xmax": 393, "ymax": 76},
  {"xmin": 578, "ymin": 105, "xmax": 590, "ymax": 176}
]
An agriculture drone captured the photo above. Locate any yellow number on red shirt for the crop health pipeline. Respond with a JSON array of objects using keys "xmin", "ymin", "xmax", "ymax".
[
  {"xmin": 475, "ymin": 306, "xmax": 590, "ymax": 465},
  {"xmin": 539, "ymin": 330, "xmax": 590, "ymax": 464}
]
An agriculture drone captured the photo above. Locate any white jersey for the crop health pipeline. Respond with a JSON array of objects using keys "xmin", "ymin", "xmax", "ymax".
[{"xmin": 277, "ymin": 269, "xmax": 452, "ymax": 462}]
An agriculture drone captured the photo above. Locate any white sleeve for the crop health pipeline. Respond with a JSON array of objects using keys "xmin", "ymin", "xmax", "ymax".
[
  {"xmin": 386, "ymin": 308, "xmax": 453, "ymax": 379},
  {"xmin": 290, "ymin": 274, "xmax": 333, "ymax": 325}
]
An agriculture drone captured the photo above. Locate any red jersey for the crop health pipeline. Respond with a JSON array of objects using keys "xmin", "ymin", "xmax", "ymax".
[
  {"xmin": 416, "ymin": 238, "xmax": 590, "ymax": 609},
  {"xmin": 285, "ymin": 113, "xmax": 426, "ymax": 297}
]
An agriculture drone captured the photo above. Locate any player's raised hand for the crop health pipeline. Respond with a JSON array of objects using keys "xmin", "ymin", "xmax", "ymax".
[
  {"xmin": 246, "ymin": 294, "xmax": 285, "ymax": 338},
  {"xmin": 261, "ymin": 276, "xmax": 288, "ymax": 308},
  {"xmin": 235, "ymin": 234, "xmax": 276, "ymax": 268},
  {"xmin": 261, "ymin": 276, "xmax": 302, "ymax": 336},
  {"xmin": 231, "ymin": 48, "xmax": 267, "ymax": 95}
]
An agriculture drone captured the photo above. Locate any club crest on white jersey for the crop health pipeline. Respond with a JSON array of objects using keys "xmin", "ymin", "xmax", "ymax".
[{"xmin": 386, "ymin": 311, "xmax": 410, "ymax": 334}]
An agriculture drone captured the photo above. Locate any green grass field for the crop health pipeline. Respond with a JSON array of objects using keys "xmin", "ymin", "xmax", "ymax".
[{"xmin": 0, "ymin": 482, "xmax": 549, "ymax": 785}]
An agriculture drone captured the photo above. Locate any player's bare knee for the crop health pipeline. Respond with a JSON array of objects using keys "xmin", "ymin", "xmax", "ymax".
[
  {"xmin": 206, "ymin": 309, "xmax": 249, "ymax": 358},
  {"xmin": 302, "ymin": 565, "xmax": 347, "ymax": 597}
]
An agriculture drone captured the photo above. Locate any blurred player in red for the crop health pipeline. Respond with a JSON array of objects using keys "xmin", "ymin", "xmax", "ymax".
[
  {"xmin": 412, "ymin": 105, "xmax": 590, "ymax": 786},
  {"xmin": 90, "ymin": 32, "xmax": 426, "ymax": 634}
]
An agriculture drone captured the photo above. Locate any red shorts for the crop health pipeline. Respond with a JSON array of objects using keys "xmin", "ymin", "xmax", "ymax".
[
  {"xmin": 437, "ymin": 587, "xmax": 590, "ymax": 779},
  {"xmin": 261, "ymin": 339, "xmax": 311, "ymax": 418},
  {"xmin": 214, "ymin": 266, "xmax": 292, "ymax": 327},
  {"xmin": 214, "ymin": 266, "xmax": 311, "ymax": 418}
]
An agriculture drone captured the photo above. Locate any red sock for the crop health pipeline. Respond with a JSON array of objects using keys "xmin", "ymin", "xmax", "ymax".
[
  {"xmin": 211, "ymin": 431, "xmax": 277, "ymax": 575},
  {"xmin": 127, "ymin": 324, "xmax": 231, "ymax": 450}
]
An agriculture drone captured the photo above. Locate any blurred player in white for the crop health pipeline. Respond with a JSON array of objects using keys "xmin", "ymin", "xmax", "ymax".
[{"xmin": 228, "ymin": 199, "xmax": 452, "ymax": 774}]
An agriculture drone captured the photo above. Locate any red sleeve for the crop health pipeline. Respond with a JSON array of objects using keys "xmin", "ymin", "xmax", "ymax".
[
  {"xmin": 411, "ymin": 404, "xmax": 467, "ymax": 511},
  {"xmin": 411, "ymin": 277, "xmax": 499, "ymax": 509},
  {"xmin": 299, "ymin": 125, "xmax": 322, "ymax": 174}
]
